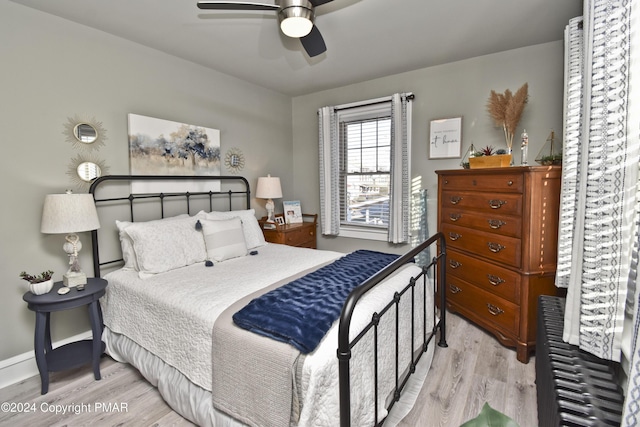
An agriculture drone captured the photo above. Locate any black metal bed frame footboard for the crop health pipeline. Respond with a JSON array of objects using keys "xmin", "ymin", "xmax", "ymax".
[
  {"xmin": 337, "ymin": 232, "xmax": 448, "ymax": 427},
  {"xmin": 88, "ymin": 175, "xmax": 251, "ymax": 277}
]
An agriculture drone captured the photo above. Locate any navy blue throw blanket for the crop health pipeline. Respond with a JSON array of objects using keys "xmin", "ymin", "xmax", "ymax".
[{"xmin": 232, "ymin": 250, "xmax": 403, "ymax": 354}]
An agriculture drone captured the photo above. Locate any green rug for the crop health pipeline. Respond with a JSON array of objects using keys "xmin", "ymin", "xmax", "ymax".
[{"xmin": 459, "ymin": 403, "xmax": 520, "ymax": 427}]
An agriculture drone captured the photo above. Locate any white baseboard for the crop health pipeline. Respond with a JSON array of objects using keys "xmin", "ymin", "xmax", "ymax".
[{"xmin": 0, "ymin": 330, "xmax": 92, "ymax": 390}]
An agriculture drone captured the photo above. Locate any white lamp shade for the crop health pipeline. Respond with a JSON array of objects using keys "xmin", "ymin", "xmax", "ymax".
[
  {"xmin": 255, "ymin": 175, "xmax": 283, "ymax": 199},
  {"xmin": 41, "ymin": 192, "xmax": 101, "ymax": 234}
]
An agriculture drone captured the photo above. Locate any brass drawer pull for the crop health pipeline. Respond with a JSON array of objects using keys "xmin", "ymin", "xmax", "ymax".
[
  {"xmin": 487, "ymin": 303, "xmax": 504, "ymax": 316},
  {"xmin": 507, "ymin": 180, "xmax": 514, "ymax": 186},
  {"xmin": 449, "ymin": 232, "xmax": 462, "ymax": 241},
  {"xmin": 487, "ymin": 274, "xmax": 505, "ymax": 286},
  {"xmin": 488, "ymin": 219, "xmax": 506, "ymax": 229},
  {"xmin": 449, "ymin": 285, "xmax": 462, "ymax": 294},
  {"xmin": 449, "ymin": 260, "xmax": 462, "ymax": 269},
  {"xmin": 488, "ymin": 199, "xmax": 507, "ymax": 209},
  {"xmin": 449, "ymin": 213, "xmax": 462, "ymax": 222},
  {"xmin": 487, "ymin": 242, "xmax": 505, "ymax": 253},
  {"xmin": 450, "ymin": 196, "xmax": 463, "ymax": 205}
]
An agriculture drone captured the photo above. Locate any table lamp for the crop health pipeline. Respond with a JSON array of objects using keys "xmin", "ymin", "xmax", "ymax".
[
  {"xmin": 41, "ymin": 190, "xmax": 101, "ymax": 287},
  {"xmin": 256, "ymin": 174, "xmax": 283, "ymax": 223}
]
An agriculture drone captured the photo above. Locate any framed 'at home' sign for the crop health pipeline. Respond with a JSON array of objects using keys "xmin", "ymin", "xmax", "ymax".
[{"xmin": 429, "ymin": 117, "xmax": 462, "ymax": 159}]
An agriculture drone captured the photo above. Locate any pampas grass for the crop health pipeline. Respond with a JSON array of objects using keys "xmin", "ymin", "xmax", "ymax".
[{"xmin": 487, "ymin": 83, "xmax": 528, "ymax": 150}]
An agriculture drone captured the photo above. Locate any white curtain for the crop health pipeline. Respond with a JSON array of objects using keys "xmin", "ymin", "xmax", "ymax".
[
  {"xmin": 622, "ymin": 0, "xmax": 640, "ymax": 422},
  {"xmin": 318, "ymin": 93, "xmax": 413, "ymax": 243},
  {"xmin": 557, "ymin": 0, "xmax": 639, "ymax": 362},
  {"xmin": 318, "ymin": 106, "xmax": 340, "ymax": 236},
  {"xmin": 557, "ymin": 1, "xmax": 640, "ymax": 423},
  {"xmin": 625, "ymin": 209, "xmax": 640, "ymax": 425},
  {"xmin": 388, "ymin": 93, "xmax": 412, "ymax": 243}
]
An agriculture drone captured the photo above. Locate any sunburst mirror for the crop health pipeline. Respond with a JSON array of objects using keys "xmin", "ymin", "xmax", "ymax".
[
  {"xmin": 67, "ymin": 154, "xmax": 109, "ymax": 190},
  {"xmin": 64, "ymin": 115, "xmax": 107, "ymax": 151},
  {"xmin": 224, "ymin": 148, "xmax": 245, "ymax": 174}
]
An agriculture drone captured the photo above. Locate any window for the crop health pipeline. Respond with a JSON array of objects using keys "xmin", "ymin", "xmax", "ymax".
[
  {"xmin": 319, "ymin": 93, "xmax": 412, "ymax": 243},
  {"xmin": 340, "ymin": 117, "xmax": 391, "ymax": 229}
]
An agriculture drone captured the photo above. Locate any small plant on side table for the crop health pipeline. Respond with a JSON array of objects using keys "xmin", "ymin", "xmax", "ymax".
[
  {"xmin": 20, "ymin": 270, "xmax": 54, "ymax": 295},
  {"xmin": 20, "ymin": 270, "xmax": 54, "ymax": 283}
]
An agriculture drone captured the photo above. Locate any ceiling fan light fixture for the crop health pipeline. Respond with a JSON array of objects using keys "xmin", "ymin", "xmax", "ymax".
[{"xmin": 279, "ymin": 5, "xmax": 314, "ymax": 38}]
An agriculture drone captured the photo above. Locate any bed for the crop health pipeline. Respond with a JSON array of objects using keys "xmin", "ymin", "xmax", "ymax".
[{"xmin": 89, "ymin": 175, "xmax": 447, "ymax": 427}]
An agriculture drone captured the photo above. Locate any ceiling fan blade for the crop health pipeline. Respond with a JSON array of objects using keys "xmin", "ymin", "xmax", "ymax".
[
  {"xmin": 197, "ymin": 1, "xmax": 279, "ymax": 11},
  {"xmin": 300, "ymin": 25, "xmax": 326, "ymax": 57},
  {"xmin": 309, "ymin": 0, "xmax": 334, "ymax": 6}
]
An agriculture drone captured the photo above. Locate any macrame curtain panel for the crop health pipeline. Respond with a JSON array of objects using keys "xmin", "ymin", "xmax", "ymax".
[
  {"xmin": 554, "ymin": 1, "xmax": 640, "ymax": 424},
  {"xmin": 557, "ymin": 0, "xmax": 638, "ymax": 362}
]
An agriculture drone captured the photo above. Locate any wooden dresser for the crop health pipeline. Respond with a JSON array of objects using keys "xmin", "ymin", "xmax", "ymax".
[
  {"xmin": 259, "ymin": 213, "xmax": 317, "ymax": 249},
  {"xmin": 436, "ymin": 166, "xmax": 562, "ymax": 363}
]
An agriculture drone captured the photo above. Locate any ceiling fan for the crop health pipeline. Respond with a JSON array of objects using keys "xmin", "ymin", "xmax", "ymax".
[{"xmin": 197, "ymin": 0, "xmax": 333, "ymax": 57}]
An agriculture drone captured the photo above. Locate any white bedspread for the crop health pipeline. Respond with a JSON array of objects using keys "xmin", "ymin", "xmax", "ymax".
[
  {"xmin": 297, "ymin": 263, "xmax": 433, "ymax": 426},
  {"xmin": 102, "ymin": 243, "xmax": 436, "ymax": 426},
  {"xmin": 102, "ymin": 243, "xmax": 343, "ymax": 391}
]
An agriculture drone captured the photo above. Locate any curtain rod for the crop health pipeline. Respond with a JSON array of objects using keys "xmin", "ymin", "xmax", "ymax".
[{"xmin": 332, "ymin": 93, "xmax": 415, "ymax": 112}]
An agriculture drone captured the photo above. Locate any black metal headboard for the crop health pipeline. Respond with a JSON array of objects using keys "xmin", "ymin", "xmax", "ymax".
[{"xmin": 89, "ymin": 175, "xmax": 251, "ymax": 278}]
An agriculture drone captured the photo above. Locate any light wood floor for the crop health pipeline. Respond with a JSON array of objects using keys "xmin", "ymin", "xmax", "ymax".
[{"xmin": 0, "ymin": 313, "xmax": 537, "ymax": 427}]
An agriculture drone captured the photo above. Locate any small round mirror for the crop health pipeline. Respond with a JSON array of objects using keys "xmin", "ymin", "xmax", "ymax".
[
  {"xmin": 74, "ymin": 123, "xmax": 98, "ymax": 144},
  {"xmin": 77, "ymin": 161, "xmax": 101, "ymax": 182},
  {"xmin": 229, "ymin": 154, "xmax": 240, "ymax": 167}
]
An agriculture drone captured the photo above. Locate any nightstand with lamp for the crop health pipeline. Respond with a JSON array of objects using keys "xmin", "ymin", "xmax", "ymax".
[
  {"xmin": 24, "ymin": 190, "xmax": 107, "ymax": 394},
  {"xmin": 255, "ymin": 175, "xmax": 317, "ymax": 248}
]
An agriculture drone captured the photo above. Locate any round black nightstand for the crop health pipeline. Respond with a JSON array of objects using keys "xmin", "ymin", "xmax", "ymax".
[{"xmin": 22, "ymin": 277, "xmax": 108, "ymax": 394}]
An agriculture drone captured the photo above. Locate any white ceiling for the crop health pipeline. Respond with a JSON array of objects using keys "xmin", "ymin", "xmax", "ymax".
[{"xmin": 12, "ymin": 0, "xmax": 583, "ymax": 96}]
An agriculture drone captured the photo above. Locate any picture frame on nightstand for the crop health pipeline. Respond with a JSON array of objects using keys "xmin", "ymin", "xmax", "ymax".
[{"xmin": 283, "ymin": 200, "xmax": 302, "ymax": 224}]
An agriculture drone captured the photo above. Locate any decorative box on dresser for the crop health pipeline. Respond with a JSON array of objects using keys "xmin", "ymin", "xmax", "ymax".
[{"xmin": 436, "ymin": 166, "xmax": 562, "ymax": 363}]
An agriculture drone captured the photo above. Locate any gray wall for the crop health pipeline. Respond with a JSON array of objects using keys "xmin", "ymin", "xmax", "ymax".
[
  {"xmin": 292, "ymin": 41, "xmax": 565, "ymax": 254},
  {"xmin": 0, "ymin": 2, "xmax": 292, "ymax": 360},
  {"xmin": 1, "ymin": 1, "xmax": 566, "ymax": 365}
]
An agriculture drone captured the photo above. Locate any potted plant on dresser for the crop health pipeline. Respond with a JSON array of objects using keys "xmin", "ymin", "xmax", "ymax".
[
  {"xmin": 468, "ymin": 145, "xmax": 512, "ymax": 169},
  {"xmin": 20, "ymin": 270, "xmax": 54, "ymax": 295}
]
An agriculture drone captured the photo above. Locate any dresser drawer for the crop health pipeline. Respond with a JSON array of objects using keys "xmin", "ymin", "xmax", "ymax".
[
  {"xmin": 441, "ymin": 207, "xmax": 521, "ymax": 238},
  {"xmin": 446, "ymin": 277, "xmax": 518, "ymax": 336},
  {"xmin": 442, "ymin": 224, "xmax": 521, "ymax": 268},
  {"xmin": 284, "ymin": 225, "xmax": 316, "ymax": 248},
  {"xmin": 440, "ymin": 172, "xmax": 523, "ymax": 193},
  {"xmin": 441, "ymin": 191, "xmax": 523, "ymax": 216},
  {"xmin": 446, "ymin": 249, "xmax": 520, "ymax": 303},
  {"xmin": 262, "ymin": 222, "xmax": 317, "ymax": 249}
]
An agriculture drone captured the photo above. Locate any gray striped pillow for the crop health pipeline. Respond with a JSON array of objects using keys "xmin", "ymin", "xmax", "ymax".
[{"xmin": 200, "ymin": 217, "xmax": 248, "ymax": 262}]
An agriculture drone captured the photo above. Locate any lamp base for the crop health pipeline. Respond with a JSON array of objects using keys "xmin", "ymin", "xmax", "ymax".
[
  {"xmin": 63, "ymin": 271, "xmax": 87, "ymax": 287},
  {"xmin": 265, "ymin": 198, "xmax": 275, "ymax": 223}
]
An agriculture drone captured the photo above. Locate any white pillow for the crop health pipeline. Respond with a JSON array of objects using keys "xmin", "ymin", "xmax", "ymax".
[
  {"xmin": 204, "ymin": 209, "xmax": 266, "ymax": 249},
  {"xmin": 115, "ymin": 214, "xmax": 190, "ymax": 270},
  {"xmin": 123, "ymin": 216, "xmax": 206, "ymax": 277},
  {"xmin": 199, "ymin": 217, "xmax": 248, "ymax": 262}
]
